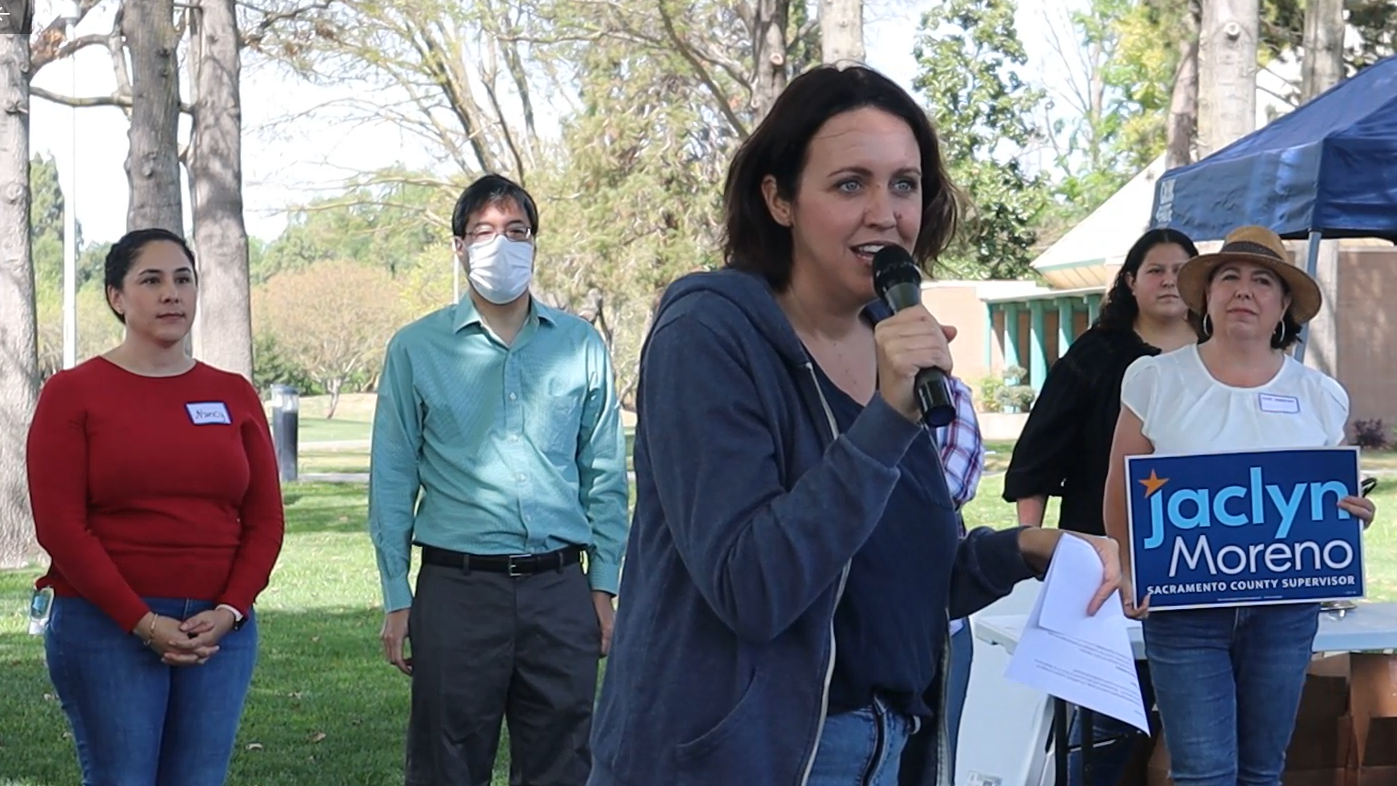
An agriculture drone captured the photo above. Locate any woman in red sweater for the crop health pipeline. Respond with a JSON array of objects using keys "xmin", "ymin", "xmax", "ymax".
[{"xmin": 26, "ymin": 228, "xmax": 285, "ymax": 785}]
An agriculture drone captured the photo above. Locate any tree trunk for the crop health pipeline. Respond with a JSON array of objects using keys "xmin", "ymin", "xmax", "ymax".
[
  {"xmin": 0, "ymin": 10, "xmax": 42, "ymax": 568},
  {"xmin": 326, "ymin": 379, "xmax": 341, "ymax": 420},
  {"xmin": 1166, "ymin": 0, "xmax": 1201, "ymax": 169},
  {"xmin": 1298, "ymin": 0, "xmax": 1345, "ymax": 376},
  {"xmin": 1197, "ymin": 0, "xmax": 1259, "ymax": 158},
  {"xmin": 1300, "ymin": 0, "xmax": 1344, "ymax": 102},
  {"xmin": 187, "ymin": 0, "xmax": 253, "ymax": 380},
  {"xmin": 819, "ymin": 0, "xmax": 863, "ymax": 65},
  {"xmin": 123, "ymin": 0, "xmax": 183, "ymax": 233},
  {"xmin": 750, "ymin": 0, "xmax": 791, "ymax": 119}
]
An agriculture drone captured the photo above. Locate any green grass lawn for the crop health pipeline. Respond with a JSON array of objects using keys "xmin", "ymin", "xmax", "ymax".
[
  {"xmin": 290, "ymin": 422, "xmax": 634, "ymax": 476},
  {"xmin": 0, "ymin": 482, "xmax": 449, "ymax": 785},
  {"xmin": 4, "ymin": 445, "xmax": 1397, "ymax": 784},
  {"xmin": 297, "ymin": 417, "xmax": 373, "ymax": 445},
  {"xmin": 983, "ymin": 440, "xmax": 1016, "ymax": 474},
  {"xmin": 299, "ymin": 450, "xmax": 373, "ymax": 476},
  {"xmin": 1361, "ymin": 450, "xmax": 1397, "ymax": 472}
]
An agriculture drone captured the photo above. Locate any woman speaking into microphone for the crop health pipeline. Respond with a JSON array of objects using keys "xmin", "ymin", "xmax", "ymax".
[{"xmin": 588, "ymin": 64, "xmax": 1137, "ymax": 786}]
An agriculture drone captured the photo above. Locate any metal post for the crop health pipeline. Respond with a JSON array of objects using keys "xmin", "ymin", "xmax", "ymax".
[
  {"xmin": 269, "ymin": 384, "xmax": 300, "ymax": 482},
  {"xmin": 60, "ymin": 4, "xmax": 80, "ymax": 368},
  {"xmin": 1293, "ymin": 230, "xmax": 1323, "ymax": 364}
]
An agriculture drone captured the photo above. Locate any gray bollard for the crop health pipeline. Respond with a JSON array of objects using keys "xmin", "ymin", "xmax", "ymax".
[{"xmin": 269, "ymin": 384, "xmax": 300, "ymax": 482}]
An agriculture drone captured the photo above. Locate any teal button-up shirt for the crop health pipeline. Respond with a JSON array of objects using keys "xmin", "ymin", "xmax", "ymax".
[{"xmin": 368, "ymin": 295, "xmax": 629, "ymax": 612}]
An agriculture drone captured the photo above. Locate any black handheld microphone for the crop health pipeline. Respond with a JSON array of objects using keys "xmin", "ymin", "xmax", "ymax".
[{"xmin": 871, "ymin": 245, "xmax": 956, "ymax": 428}]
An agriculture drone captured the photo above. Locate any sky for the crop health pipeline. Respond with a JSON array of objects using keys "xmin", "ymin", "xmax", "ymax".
[{"xmin": 27, "ymin": 0, "xmax": 1089, "ymax": 246}]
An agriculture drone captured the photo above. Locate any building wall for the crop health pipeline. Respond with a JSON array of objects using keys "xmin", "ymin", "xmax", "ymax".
[
  {"xmin": 921, "ymin": 285, "xmax": 992, "ymax": 392},
  {"xmin": 1336, "ymin": 248, "xmax": 1397, "ymax": 431}
]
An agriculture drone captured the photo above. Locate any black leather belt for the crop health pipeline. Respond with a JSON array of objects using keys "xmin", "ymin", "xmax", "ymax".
[{"xmin": 420, "ymin": 544, "xmax": 582, "ymax": 577}]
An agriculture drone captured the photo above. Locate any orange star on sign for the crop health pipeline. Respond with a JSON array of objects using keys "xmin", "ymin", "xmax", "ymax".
[{"xmin": 1139, "ymin": 470, "xmax": 1169, "ymax": 498}]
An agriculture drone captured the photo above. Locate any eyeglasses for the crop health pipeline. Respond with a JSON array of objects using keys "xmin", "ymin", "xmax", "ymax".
[{"xmin": 468, "ymin": 225, "xmax": 533, "ymax": 244}]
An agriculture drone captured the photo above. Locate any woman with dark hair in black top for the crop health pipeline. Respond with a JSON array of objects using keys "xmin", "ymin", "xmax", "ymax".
[{"xmin": 1002, "ymin": 227, "xmax": 1199, "ymax": 786}]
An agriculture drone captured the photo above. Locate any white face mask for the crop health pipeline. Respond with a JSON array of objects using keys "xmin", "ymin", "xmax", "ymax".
[{"xmin": 466, "ymin": 235, "xmax": 534, "ymax": 305}]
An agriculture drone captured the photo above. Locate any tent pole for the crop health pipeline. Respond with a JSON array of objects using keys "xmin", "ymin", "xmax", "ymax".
[{"xmin": 1293, "ymin": 230, "xmax": 1323, "ymax": 364}]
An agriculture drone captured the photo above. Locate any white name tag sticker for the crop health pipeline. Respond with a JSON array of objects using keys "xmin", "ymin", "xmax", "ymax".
[
  {"xmin": 1257, "ymin": 393, "xmax": 1301, "ymax": 414},
  {"xmin": 186, "ymin": 402, "xmax": 232, "ymax": 425}
]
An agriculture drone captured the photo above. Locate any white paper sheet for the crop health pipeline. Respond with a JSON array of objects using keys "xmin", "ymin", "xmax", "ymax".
[{"xmin": 1003, "ymin": 534, "xmax": 1149, "ymax": 734}]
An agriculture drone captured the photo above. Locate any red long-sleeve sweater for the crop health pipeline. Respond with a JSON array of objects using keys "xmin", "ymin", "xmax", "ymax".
[{"xmin": 26, "ymin": 357, "xmax": 286, "ymax": 633}]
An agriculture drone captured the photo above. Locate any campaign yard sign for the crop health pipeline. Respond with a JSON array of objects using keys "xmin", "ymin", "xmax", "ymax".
[{"xmin": 1126, "ymin": 447, "xmax": 1364, "ymax": 611}]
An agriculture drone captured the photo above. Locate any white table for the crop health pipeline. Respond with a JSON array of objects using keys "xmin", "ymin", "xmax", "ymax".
[
  {"xmin": 973, "ymin": 601, "xmax": 1397, "ymax": 786},
  {"xmin": 977, "ymin": 601, "xmax": 1397, "ymax": 659},
  {"xmin": 977, "ymin": 603, "xmax": 1397, "ymax": 658}
]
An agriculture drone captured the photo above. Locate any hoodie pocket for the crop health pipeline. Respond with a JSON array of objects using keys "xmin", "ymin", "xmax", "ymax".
[{"xmin": 674, "ymin": 669, "xmax": 765, "ymax": 766}]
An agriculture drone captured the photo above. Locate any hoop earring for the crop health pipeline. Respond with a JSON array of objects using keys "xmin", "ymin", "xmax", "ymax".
[
  {"xmin": 1274, "ymin": 320, "xmax": 1287, "ymax": 344},
  {"xmin": 1201, "ymin": 314, "xmax": 1213, "ymax": 338}
]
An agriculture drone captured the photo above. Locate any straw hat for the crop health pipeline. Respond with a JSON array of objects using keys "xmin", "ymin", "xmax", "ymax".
[{"xmin": 1177, "ymin": 225, "xmax": 1322, "ymax": 325}]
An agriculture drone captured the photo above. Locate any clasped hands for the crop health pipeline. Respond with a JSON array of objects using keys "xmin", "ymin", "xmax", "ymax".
[{"xmin": 131, "ymin": 608, "xmax": 238, "ymax": 666}]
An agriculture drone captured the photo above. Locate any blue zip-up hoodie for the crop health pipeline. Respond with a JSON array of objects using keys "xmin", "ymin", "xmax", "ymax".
[{"xmin": 589, "ymin": 269, "xmax": 1037, "ymax": 786}]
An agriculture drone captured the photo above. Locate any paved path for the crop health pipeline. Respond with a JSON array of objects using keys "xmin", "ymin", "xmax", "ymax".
[
  {"xmin": 300, "ymin": 439, "xmax": 370, "ymax": 451},
  {"xmin": 301, "ymin": 471, "xmax": 370, "ymax": 483}
]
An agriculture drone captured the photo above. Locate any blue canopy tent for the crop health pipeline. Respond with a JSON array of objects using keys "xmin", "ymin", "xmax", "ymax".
[{"xmin": 1149, "ymin": 55, "xmax": 1397, "ymax": 361}]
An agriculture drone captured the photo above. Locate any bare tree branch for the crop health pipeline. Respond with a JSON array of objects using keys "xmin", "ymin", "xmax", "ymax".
[
  {"xmin": 29, "ymin": 0, "xmax": 104, "ymax": 72},
  {"xmin": 237, "ymin": 0, "xmax": 335, "ymax": 42},
  {"xmin": 41, "ymin": 34, "xmax": 109, "ymax": 67},
  {"xmin": 31, "ymin": 85, "xmax": 131, "ymax": 108},
  {"xmin": 657, "ymin": 2, "xmax": 748, "ymax": 138},
  {"xmin": 467, "ymin": 25, "xmax": 529, "ymax": 181},
  {"xmin": 108, "ymin": 4, "xmax": 133, "ymax": 119},
  {"xmin": 31, "ymin": 83, "xmax": 195, "ymax": 113},
  {"xmin": 486, "ymin": 0, "xmax": 542, "ymax": 165}
]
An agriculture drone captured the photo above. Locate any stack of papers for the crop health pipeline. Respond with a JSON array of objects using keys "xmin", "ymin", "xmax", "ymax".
[{"xmin": 1003, "ymin": 534, "xmax": 1150, "ymax": 733}]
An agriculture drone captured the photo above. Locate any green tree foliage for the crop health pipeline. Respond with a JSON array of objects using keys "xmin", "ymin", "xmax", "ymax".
[
  {"xmin": 1257, "ymin": 0, "xmax": 1395, "ymax": 103},
  {"xmin": 912, "ymin": 0, "xmax": 1049, "ymax": 280},
  {"xmin": 246, "ymin": 0, "xmax": 833, "ymax": 404},
  {"xmin": 253, "ymin": 261, "xmax": 410, "ymax": 418},
  {"xmin": 29, "ymin": 155, "xmax": 113, "ymax": 378},
  {"xmin": 254, "ymin": 169, "xmax": 448, "ymax": 284},
  {"xmin": 1104, "ymin": 0, "xmax": 1184, "ymax": 165},
  {"xmin": 1036, "ymin": 0, "xmax": 1185, "ymax": 232},
  {"xmin": 527, "ymin": 19, "xmax": 738, "ymax": 400},
  {"xmin": 252, "ymin": 333, "xmax": 323, "ymax": 397},
  {"xmin": 31, "ymin": 154, "xmax": 65, "ymax": 293}
]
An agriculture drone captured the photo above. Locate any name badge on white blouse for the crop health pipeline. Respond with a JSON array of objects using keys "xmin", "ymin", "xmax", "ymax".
[
  {"xmin": 1257, "ymin": 393, "xmax": 1300, "ymax": 414},
  {"xmin": 186, "ymin": 401, "xmax": 232, "ymax": 425}
]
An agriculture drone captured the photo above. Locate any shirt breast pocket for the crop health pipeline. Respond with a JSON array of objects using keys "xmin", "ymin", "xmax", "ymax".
[{"xmin": 530, "ymin": 393, "xmax": 582, "ymax": 457}]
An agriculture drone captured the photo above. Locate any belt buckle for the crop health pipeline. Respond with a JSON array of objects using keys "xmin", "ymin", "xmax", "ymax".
[{"xmin": 506, "ymin": 554, "xmax": 532, "ymax": 578}]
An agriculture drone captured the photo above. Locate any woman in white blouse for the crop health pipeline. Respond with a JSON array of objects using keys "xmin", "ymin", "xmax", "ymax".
[{"xmin": 1103, "ymin": 225, "xmax": 1376, "ymax": 786}]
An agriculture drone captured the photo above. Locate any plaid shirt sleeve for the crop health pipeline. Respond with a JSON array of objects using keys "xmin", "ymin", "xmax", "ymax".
[{"xmin": 937, "ymin": 375, "xmax": 986, "ymax": 514}]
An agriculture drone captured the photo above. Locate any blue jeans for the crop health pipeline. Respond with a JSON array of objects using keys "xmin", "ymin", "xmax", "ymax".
[
  {"xmin": 1143, "ymin": 603, "xmax": 1319, "ymax": 786},
  {"xmin": 1067, "ymin": 659, "xmax": 1156, "ymax": 786},
  {"xmin": 45, "ymin": 596, "xmax": 260, "ymax": 786},
  {"xmin": 944, "ymin": 623, "xmax": 974, "ymax": 777},
  {"xmin": 807, "ymin": 698, "xmax": 919, "ymax": 786}
]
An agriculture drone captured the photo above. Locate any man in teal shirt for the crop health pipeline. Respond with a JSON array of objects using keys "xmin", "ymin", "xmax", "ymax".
[{"xmin": 369, "ymin": 174, "xmax": 629, "ymax": 786}]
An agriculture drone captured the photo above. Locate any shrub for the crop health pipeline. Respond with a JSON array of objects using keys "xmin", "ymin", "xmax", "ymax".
[
  {"xmin": 978, "ymin": 375, "xmax": 1005, "ymax": 413},
  {"xmin": 998, "ymin": 384, "xmax": 1037, "ymax": 412},
  {"xmin": 1351, "ymin": 419, "xmax": 1390, "ymax": 450}
]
